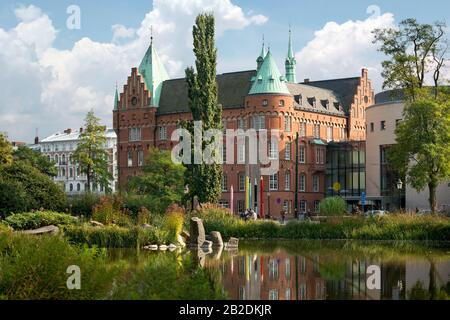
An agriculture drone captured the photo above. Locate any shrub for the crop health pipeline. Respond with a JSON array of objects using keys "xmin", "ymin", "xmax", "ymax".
[
  {"xmin": 0, "ymin": 178, "xmax": 30, "ymax": 218},
  {"xmin": 164, "ymin": 211, "xmax": 184, "ymax": 243},
  {"xmin": 136, "ymin": 207, "xmax": 151, "ymax": 225},
  {"xmin": 3, "ymin": 211, "xmax": 78, "ymax": 230},
  {"xmin": 0, "ymin": 161, "xmax": 67, "ymax": 211},
  {"xmin": 0, "ymin": 233, "xmax": 117, "ymax": 299},
  {"xmin": 319, "ymin": 196, "xmax": 347, "ymax": 216},
  {"xmin": 92, "ymin": 196, "xmax": 131, "ymax": 227},
  {"xmin": 68, "ymin": 192, "xmax": 101, "ymax": 217}
]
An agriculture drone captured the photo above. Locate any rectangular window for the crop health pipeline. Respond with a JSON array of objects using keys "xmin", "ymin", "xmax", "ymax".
[
  {"xmin": 299, "ymin": 122, "xmax": 306, "ymax": 137},
  {"xmin": 129, "ymin": 127, "xmax": 141, "ymax": 141},
  {"xmin": 269, "ymin": 140, "xmax": 278, "ymax": 159},
  {"xmin": 238, "ymin": 174, "xmax": 245, "ymax": 191},
  {"xmin": 221, "ymin": 142, "xmax": 226, "ymax": 163},
  {"xmin": 285, "ymin": 142, "xmax": 291, "ymax": 160},
  {"xmin": 380, "ymin": 121, "xmax": 386, "ymax": 130},
  {"xmin": 285, "ymin": 171, "xmax": 291, "ymax": 191},
  {"xmin": 340, "ymin": 127, "xmax": 346, "ymax": 140},
  {"xmin": 127, "ymin": 150, "xmax": 133, "ymax": 167},
  {"xmin": 300, "ymin": 284, "xmax": 307, "ymax": 300},
  {"xmin": 269, "ymin": 259, "xmax": 279, "ymax": 280},
  {"xmin": 285, "ymin": 258, "xmax": 291, "ymax": 280},
  {"xmin": 299, "ymin": 200, "xmax": 307, "ymax": 213},
  {"xmin": 313, "ymin": 175, "xmax": 319, "ymax": 192},
  {"xmin": 137, "ymin": 150, "xmax": 144, "ymax": 167},
  {"xmin": 370, "ymin": 122, "xmax": 374, "ymax": 132},
  {"xmin": 285, "ymin": 288, "xmax": 291, "ymax": 300},
  {"xmin": 299, "ymin": 145, "xmax": 306, "ymax": 163},
  {"xmin": 284, "ymin": 116, "xmax": 291, "ymax": 132},
  {"xmin": 269, "ymin": 289, "xmax": 279, "ymax": 301},
  {"xmin": 253, "ymin": 115, "xmax": 265, "ymax": 130},
  {"xmin": 218, "ymin": 200, "xmax": 229, "ymax": 208},
  {"xmin": 238, "ymin": 143, "xmax": 245, "ymax": 164},
  {"xmin": 313, "ymin": 124, "xmax": 320, "ymax": 139},
  {"xmin": 221, "ymin": 174, "xmax": 228, "ymax": 192},
  {"xmin": 314, "ymin": 200, "xmax": 320, "ymax": 212},
  {"xmin": 316, "ymin": 148, "xmax": 320, "ymax": 164},
  {"xmin": 299, "ymin": 174, "xmax": 306, "ymax": 192},
  {"xmin": 159, "ymin": 126, "xmax": 167, "ymax": 140},
  {"xmin": 269, "ymin": 173, "xmax": 278, "ymax": 191},
  {"xmin": 238, "ymin": 118, "xmax": 245, "ymax": 130},
  {"xmin": 327, "ymin": 126, "xmax": 333, "ymax": 142}
]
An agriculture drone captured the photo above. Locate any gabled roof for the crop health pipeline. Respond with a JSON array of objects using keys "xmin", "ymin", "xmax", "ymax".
[
  {"xmin": 41, "ymin": 128, "xmax": 116, "ymax": 143},
  {"xmin": 301, "ymin": 77, "xmax": 360, "ymax": 114},
  {"xmin": 249, "ymin": 50, "xmax": 290, "ymax": 96},
  {"xmin": 138, "ymin": 41, "xmax": 169, "ymax": 108},
  {"xmin": 157, "ymin": 70, "xmax": 257, "ymax": 115}
]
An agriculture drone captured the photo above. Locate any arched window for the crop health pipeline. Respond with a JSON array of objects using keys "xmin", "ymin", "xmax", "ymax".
[
  {"xmin": 55, "ymin": 155, "xmax": 59, "ymax": 164},
  {"xmin": 77, "ymin": 183, "xmax": 80, "ymax": 191},
  {"xmin": 62, "ymin": 168, "xmax": 66, "ymax": 177},
  {"xmin": 69, "ymin": 183, "xmax": 73, "ymax": 191},
  {"xmin": 62, "ymin": 154, "xmax": 66, "ymax": 164},
  {"xmin": 279, "ymin": 100, "xmax": 285, "ymax": 107}
]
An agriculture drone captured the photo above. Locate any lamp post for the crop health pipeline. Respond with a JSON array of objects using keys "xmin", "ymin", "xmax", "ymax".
[{"xmin": 396, "ymin": 179, "xmax": 403, "ymax": 211}]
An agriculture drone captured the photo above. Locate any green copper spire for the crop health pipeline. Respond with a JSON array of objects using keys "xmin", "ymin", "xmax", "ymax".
[
  {"xmin": 285, "ymin": 27, "xmax": 297, "ymax": 83},
  {"xmin": 138, "ymin": 32, "xmax": 169, "ymax": 107},
  {"xmin": 114, "ymin": 84, "xmax": 119, "ymax": 110},
  {"xmin": 256, "ymin": 35, "xmax": 266, "ymax": 71},
  {"xmin": 249, "ymin": 49, "xmax": 290, "ymax": 95}
]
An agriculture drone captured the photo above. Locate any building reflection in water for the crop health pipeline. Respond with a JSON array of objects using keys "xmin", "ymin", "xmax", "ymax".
[{"xmin": 205, "ymin": 249, "xmax": 450, "ymax": 300}]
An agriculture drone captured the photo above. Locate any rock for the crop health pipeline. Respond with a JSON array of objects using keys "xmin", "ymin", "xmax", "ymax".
[
  {"xmin": 90, "ymin": 220, "xmax": 104, "ymax": 227},
  {"xmin": 201, "ymin": 240, "xmax": 212, "ymax": 249},
  {"xmin": 142, "ymin": 224, "xmax": 152, "ymax": 229},
  {"xmin": 211, "ymin": 246, "xmax": 223, "ymax": 260},
  {"xmin": 169, "ymin": 243, "xmax": 177, "ymax": 250},
  {"xmin": 181, "ymin": 230, "xmax": 190, "ymax": 241},
  {"xmin": 209, "ymin": 231, "xmax": 223, "ymax": 247},
  {"xmin": 143, "ymin": 244, "xmax": 158, "ymax": 250},
  {"xmin": 22, "ymin": 225, "xmax": 59, "ymax": 236},
  {"xmin": 159, "ymin": 245, "xmax": 168, "ymax": 251},
  {"xmin": 189, "ymin": 217, "xmax": 205, "ymax": 247},
  {"xmin": 177, "ymin": 234, "xmax": 186, "ymax": 248},
  {"xmin": 226, "ymin": 237, "xmax": 239, "ymax": 248}
]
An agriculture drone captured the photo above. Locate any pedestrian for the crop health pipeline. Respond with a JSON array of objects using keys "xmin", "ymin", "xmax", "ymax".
[{"xmin": 281, "ymin": 209, "xmax": 286, "ymax": 224}]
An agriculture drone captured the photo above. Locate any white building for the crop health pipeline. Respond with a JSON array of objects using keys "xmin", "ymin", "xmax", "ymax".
[
  {"xmin": 366, "ymin": 90, "xmax": 450, "ymax": 211},
  {"xmin": 40, "ymin": 128, "xmax": 117, "ymax": 195}
]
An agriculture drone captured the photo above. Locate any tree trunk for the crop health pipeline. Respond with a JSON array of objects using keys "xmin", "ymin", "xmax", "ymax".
[{"xmin": 428, "ymin": 181, "xmax": 437, "ymax": 214}]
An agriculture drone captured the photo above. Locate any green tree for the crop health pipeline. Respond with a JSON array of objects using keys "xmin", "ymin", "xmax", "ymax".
[
  {"xmin": 73, "ymin": 110, "xmax": 112, "ymax": 193},
  {"xmin": 0, "ymin": 133, "xmax": 13, "ymax": 166},
  {"xmin": 373, "ymin": 19, "xmax": 448, "ymax": 100},
  {"xmin": 128, "ymin": 148, "xmax": 185, "ymax": 213},
  {"xmin": 0, "ymin": 161, "xmax": 67, "ymax": 212},
  {"xmin": 183, "ymin": 13, "xmax": 223, "ymax": 205},
  {"xmin": 13, "ymin": 145, "xmax": 57, "ymax": 177},
  {"xmin": 0, "ymin": 178, "xmax": 29, "ymax": 217},
  {"xmin": 389, "ymin": 97, "xmax": 450, "ymax": 213}
]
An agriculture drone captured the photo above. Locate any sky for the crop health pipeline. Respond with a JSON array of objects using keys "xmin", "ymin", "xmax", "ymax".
[{"xmin": 1, "ymin": 0, "xmax": 449, "ymax": 142}]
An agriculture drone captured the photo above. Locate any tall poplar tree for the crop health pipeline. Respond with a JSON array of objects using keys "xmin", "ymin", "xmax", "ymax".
[
  {"xmin": 73, "ymin": 110, "xmax": 112, "ymax": 193},
  {"xmin": 183, "ymin": 13, "xmax": 223, "ymax": 204}
]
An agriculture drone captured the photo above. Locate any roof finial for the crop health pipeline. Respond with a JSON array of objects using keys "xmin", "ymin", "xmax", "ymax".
[{"xmin": 150, "ymin": 25, "xmax": 153, "ymax": 45}]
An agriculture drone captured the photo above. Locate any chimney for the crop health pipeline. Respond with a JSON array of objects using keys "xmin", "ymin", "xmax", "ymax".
[
  {"xmin": 304, "ymin": 78, "xmax": 310, "ymax": 83},
  {"xmin": 64, "ymin": 128, "xmax": 72, "ymax": 134},
  {"xmin": 34, "ymin": 136, "xmax": 39, "ymax": 144}
]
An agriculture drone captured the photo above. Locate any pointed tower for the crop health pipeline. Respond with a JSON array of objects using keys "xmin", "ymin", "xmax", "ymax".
[
  {"xmin": 138, "ymin": 32, "xmax": 169, "ymax": 107},
  {"xmin": 256, "ymin": 35, "xmax": 266, "ymax": 71},
  {"xmin": 113, "ymin": 84, "xmax": 119, "ymax": 110},
  {"xmin": 249, "ymin": 48, "xmax": 290, "ymax": 95},
  {"xmin": 285, "ymin": 27, "xmax": 297, "ymax": 83}
]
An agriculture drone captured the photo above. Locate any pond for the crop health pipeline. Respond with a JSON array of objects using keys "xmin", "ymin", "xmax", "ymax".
[{"xmin": 108, "ymin": 240, "xmax": 450, "ymax": 300}]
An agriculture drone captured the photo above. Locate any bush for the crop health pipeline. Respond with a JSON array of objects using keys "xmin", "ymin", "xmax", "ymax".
[
  {"xmin": 319, "ymin": 196, "xmax": 347, "ymax": 216},
  {"xmin": 92, "ymin": 196, "xmax": 132, "ymax": 227},
  {"xmin": 64, "ymin": 225, "xmax": 170, "ymax": 247},
  {"xmin": 0, "ymin": 161, "xmax": 67, "ymax": 211},
  {"xmin": 0, "ymin": 233, "xmax": 117, "ymax": 299},
  {"xmin": 68, "ymin": 193, "xmax": 101, "ymax": 217},
  {"xmin": 3, "ymin": 211, "xmax": 78, "ymax": 230},
  {"xmin": 164, "ymin": 211, "xmax": 184, "ymax": 243},
  {"xmin": 0, "ymin": 178, "xmax": 30, "ymax": 218},
  {"xmin": 136, "ymin": 207, "xmax": 151, "ymax": 225}
]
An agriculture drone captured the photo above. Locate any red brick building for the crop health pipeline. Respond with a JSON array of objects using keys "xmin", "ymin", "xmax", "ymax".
[{"xmin": 113, "ymin": 33, "xmax": 373, "ymax": 218}]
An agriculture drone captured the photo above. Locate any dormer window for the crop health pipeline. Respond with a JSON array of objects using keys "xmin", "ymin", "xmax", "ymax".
[
  {"xmin": 308, "ymin": 97, "xmax": 316, "ymax": 107},
  {"xmin": 333, "ymin": 102, "xmax": 340, "ymax": 110},
  {"xmin": 257, "ymin": 75, "xmax": 263, "ymax": 82},
  {"xmin": 294, "ymin": 94, "xmax": 302, "ymax": 105},
  {"xmin": 269, "ymin": 74, "xmax": 275, "ymax": 81},
  {"xmin": 321, "ymin": 99, "xmax": 329, "ymax": 109}
]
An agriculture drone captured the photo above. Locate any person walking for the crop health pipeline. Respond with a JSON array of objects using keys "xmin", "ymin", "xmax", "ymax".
[{"xmin": 280, "ymin": 209, "xmax": 286, "ymax": 225}]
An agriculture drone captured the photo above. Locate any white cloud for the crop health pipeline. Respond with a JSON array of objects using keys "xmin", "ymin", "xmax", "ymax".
[
  {"xmin": 296, "ymin": 13, "xmax": 396, "ymax": 91},
  {"xmin": 0, "ymin": 1, "xmax": 268, "ymax": 142}
]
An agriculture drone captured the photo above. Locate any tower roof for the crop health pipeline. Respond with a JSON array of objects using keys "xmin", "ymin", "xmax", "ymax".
[
  {"xmin": 287, "ymin": 28, "xmax": 295, "ymax": 61},
  {"xmin": 138, "ymin": 39, "xmax": 169, "ymax": 107},
  {"xmin": 249, "ymin": 50, "xmax": 290, "ymax": 95},
  {"xmin": 257, "ymin": 35, "xmax": 266, "ymax": 62},
  {"xmin": 114, "ymin": 85, "xmax": 119, "ymax": 110}
]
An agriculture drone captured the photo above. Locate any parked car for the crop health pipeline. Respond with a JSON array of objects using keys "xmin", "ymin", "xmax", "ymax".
[{"xmin": 364, "ymin": 210, "xmax": 388, "ymax": 217}]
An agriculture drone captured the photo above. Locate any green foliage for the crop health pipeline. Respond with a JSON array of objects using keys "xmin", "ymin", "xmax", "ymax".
[
  {"xmin": 136, "ymin": 207, "xmax": 151, "ymax": 225},
  {"xmin": 319, "ymin": 196, "xmax": 348, "ymax": 216},
  {"xmin": 0, "ymin": 178, "xmax": 29, "ymax": 218},
  {"xmin": 0, "ymin": 133, "xmax": 13, "ymax": 166},
  {"xmin": 389, "ymin": 97, "xmax": 450, "ymax": 212},
  {"xmin": 0, "ymin": 233, "xmax": 117, "ymax": 299},
  {"xmin": 92, "ymin": 196, "xmax": 132, "ymax": 227},
  {"xmin": 73, "ymin": 110, "xmax": 112, "ymax": 193},
  {"xmin": 3, "ymin": 211, "xmax": 78, "ymax": 230},
  {"xmin": 13, "ymin": 145, "xmax": 57, "ymax": 177},
  {"xmin": 111, "ymin": 253, "xmax": 226, "ymax": 300},
  {"xmin": 67, "ymin": 192, "xmax": 101, "ymax": 216},
  {"xmin": 183, "ymin": 13, "xmax": 222, "ymax": 204},
  {"xmin": 128, "ymin": 148, "xmax": 186, "ymax": 213},
  {"xmin": 0, "ymin": 161, "xmax": 67, "ymax": 212},
  {"xmin": 64, "ymin": 225, "xmax": 169, "ymax": 247},
  {"xmin": 164, "ymin": 211, "xmax": 184, "ymax": 243}
]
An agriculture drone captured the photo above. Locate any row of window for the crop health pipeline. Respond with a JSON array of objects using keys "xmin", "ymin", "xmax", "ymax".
[
  {"xmin": 41, "ymin": 143, "xmax": 76, "ymax": 152},
  {"xmin": 66, "ymin": 182, "xmax": 105, "ymax": 192},
  {"xmin": 221, "ymin": 172, "xmax": 321, "ymax": 193},
  {"xmin": 369, "ymin": 119, "xmax": 401, "ymax": 132},
  {"xmin": 127, "ymin": 150, "xmax": 144, "ymax": 167},
  {"xmin": 220, "ymin": 199, "xmax": 321, "ymax": 215}
]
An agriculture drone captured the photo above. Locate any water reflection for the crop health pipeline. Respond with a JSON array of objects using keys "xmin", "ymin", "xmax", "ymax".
[{"xmin": 204, "ymin": 241, "xmax": 450, "ymax": 300}]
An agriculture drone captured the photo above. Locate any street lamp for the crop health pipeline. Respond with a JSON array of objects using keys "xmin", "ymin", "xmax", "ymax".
[{"xmin": 396, "ymin": 179, "xmax": 403, "ymax": 211}]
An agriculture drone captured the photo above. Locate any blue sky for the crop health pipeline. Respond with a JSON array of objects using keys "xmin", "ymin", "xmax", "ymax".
[{"xmin": 0, "ymin": 0, "xmax": 449, "ymax": 142}]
